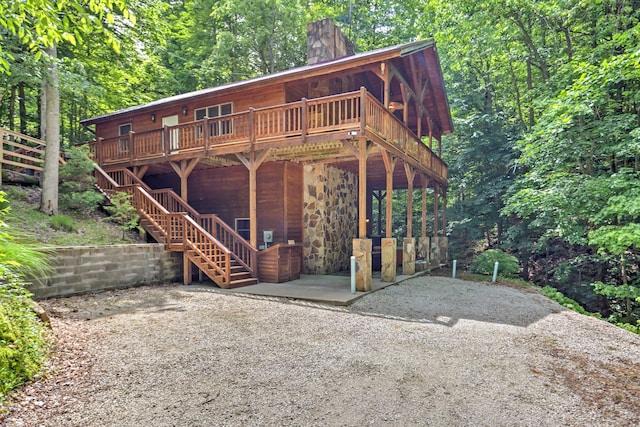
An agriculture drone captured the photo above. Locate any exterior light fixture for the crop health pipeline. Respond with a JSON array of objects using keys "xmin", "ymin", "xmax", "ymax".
[
  {"xmin": 151, "ymin": 113, "xmax": 156, "ymax": 122},
  {"xmin": 182, "ymin": 106, "xmax": 188, "ymax": 116},
  {"xmin": 388, "ymin": 101, "xmax": 404, "ymax": 111}
]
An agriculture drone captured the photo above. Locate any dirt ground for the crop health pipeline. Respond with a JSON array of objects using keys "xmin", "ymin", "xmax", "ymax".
[{"xmin": 2, "ymin": 277, "xmax": 640, "ymax": 426}]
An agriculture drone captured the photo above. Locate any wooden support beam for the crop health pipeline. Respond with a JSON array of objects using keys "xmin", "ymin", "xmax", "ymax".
[
  {"xmin": 341, "ymin": 139, "xmax": 359, "ymax": 158},
  {"xmin": 236, "ymin": 149, "xmax": 271, "ymax": 248},
  {"xmin": 133, "ymin": 165, "xmax": 149, "ymax": 179},
  {"xmin": 442, "ymin": 193, "xmax": 447, "ymax": 236},
  {"xmin": 169, "ymin": 158, "xmax": 199, "ymax": 202},
  {"xmin": 433, "ymin": 185, "xmax": 439, "ymax": 236},
  {"xmin": 404, "ymin": 163, "xmax": 416, "ymax": 238},
  {"xmin": 358, "ymin": 137, "xmax": 369, "ymax": 238},
  {"xmin": 381, "ymin": 150, "xmax": 396, "ymax": 238},
  {"xmin": 421, "ymin": 175, "xmax": 429, "ymax": 238},
  {"xmin": 389, "ymin": 63, "xmax": 439, "ymax": 134}
]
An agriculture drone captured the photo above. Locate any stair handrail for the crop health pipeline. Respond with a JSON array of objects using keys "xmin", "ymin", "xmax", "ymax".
[
  {"xmin": 95, "ymin": 164, "xmax": 233, "ymax": 286},
  {"xmin": 199, "ymin": 214, "xmax": 256, "ymax": 276},
  {"xmin": 180, "ymin": 214, "xmax": 232, "ymax": 286},
  {"xmin": 102, "ymin": 166, "xmax": 257, "ymax": 277}
]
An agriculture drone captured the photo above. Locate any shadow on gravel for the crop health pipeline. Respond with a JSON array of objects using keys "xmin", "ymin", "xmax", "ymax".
[
  {"xmin": 344, "ymin": 277, "xmax": 566, "ymax": 328},
  {"xmin": 41, "ymin": 284, "xmax": 189, "ymax": 321}
]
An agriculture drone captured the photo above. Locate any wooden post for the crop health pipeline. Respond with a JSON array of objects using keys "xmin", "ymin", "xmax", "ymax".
[
  {"xmin": 442, "ymin": 192, "xmax": 447, "ymax": 236},
  {"xmin": 164, "ymin": 126, "xmax": 170, "ymax": 156},
  {"xmin": 404, "ymin": 164, "xmax": 415, "ymax": 238},
  {"xmin": 249, "ymin": 108, "xmax": 255, "ymax": 148},
  {"xmin": 169, "ymin": 158, "xmax": 199, "ymax": 203},
  {"xmin": 301, "ymin": 98, "xmax": 307, "ymax": 143},
  {"xmin": 236, "ymin": 149, "xmax": 271, "ymax": 248},
  {"xmin": 249, "ymin": 153, "xmax": 257, "ymax": 247},
  {"xmin": 358, "ymin": 137, "xmax": 368, "ymax": 238},
  {"xmin": 433, "ymin": 185, "xmax": 439, "ymax": 236},
  {"xmin": 129, "ymin": 130, "xmax": 135, "ymax": 161},
  {"xmin": 381, "ymin": 150, "xmax": 395, "ymax": 238},
  {"xmin": 203, "ymin": 116, "xmax": 209, "ymax": 153},
  {"xmin": 360, "ymin": 87, "xmax": 367, "ymax": 135},
  {"xmin": 421, "ymin": 175, "xmax": 428, "ymax": 238},
  {"xmin": 383, "ymin": 62, "xmax": 391, "ymax": 109}
]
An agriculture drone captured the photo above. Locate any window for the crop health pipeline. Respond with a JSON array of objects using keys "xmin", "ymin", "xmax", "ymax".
[
  {"xmin": 235, "ymin": 218, "xmax": 250, "ymax": 241},
  {"xmin": 194, "ymin": 102, "xmax": 233, "ymax": 136},
  {"xmin": 118, "ymin": 123, "xmax": 131, "ymax": 152}
]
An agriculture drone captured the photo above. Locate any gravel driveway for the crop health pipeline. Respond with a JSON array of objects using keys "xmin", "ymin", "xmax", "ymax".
[{"xmin": 3, "ymin": 276, "xmax": 640, "ymax": 426}]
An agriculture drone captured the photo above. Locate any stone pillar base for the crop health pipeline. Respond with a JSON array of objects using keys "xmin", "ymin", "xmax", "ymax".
[
  {"xmin": 430, "ymin": 236, "xmax": 449, "ymax": 267},
  {"xmin": 353, "ymin": 238, "xmax": 372, "ymax": 291},
  {"xmin": 402, "ymin": 237, "xmax": 416, "ymax": 275},
  {"xmin": 418, "ymin": 236, "xmax": 430, "ymax": 264},
  {"xmin": 381, "ymin": 238, "xmax": 396, "ymax": 282}
]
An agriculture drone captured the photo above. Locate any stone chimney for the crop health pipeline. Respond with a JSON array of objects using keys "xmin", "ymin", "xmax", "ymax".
[{"xmin": 307, "ymin": 19, "xmax": 355, "ymax": 65}]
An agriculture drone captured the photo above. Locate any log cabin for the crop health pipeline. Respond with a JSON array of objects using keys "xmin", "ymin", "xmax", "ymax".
[{"xmin": 81, "ymin": 19, "xmax": 453, "ymax": 291}]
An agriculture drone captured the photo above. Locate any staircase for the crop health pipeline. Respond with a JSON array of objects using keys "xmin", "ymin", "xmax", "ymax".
[{"xmin": 94, "ymin": 166, "xmax": 258, "ymax": 289}]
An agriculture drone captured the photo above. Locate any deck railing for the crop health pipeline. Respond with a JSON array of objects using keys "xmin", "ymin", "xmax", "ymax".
[{"xmin": 91, "ymin": 89, "xmax": 447, "ymax": 182}]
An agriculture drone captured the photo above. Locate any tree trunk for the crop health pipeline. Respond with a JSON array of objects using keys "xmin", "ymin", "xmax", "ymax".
[
  {"xmin": 40, "ymin": 45, "xmax": 60, "ymax": 215},
  {"xmin": 8, "ymin": 86, "xmax": 15, "ymax": 131},
  {"xmin": 18, "ymin": 82, "xmax": 27, "ymax": 134}
]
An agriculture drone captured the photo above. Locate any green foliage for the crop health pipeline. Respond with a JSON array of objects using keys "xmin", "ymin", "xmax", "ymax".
[
  {"xmin": 59, "ymin": 145, "xmax": 104, "ymax": 213},
  {"xmin": 5, "ymin": 185, "xmax": 140, "ymax": 245},
  {"xmin": 0, "ymin": 192, "xmax": 50, "ymax": 279},
  {"xmin": 49, "ymin": 215, "xmax": 77, "ymax": 232},
  {"xmin": 0, "ymin": 194, "xmax": 50, "ymax": 399},
  {"xmin": 476, "ymin": 250, "xmax": 521, "ymax": 276},
  {"xmin": 470, "ymin": 249, "xmax": 520, "ymax": 277},
  {"xmin": 104, "ymin": 192, "xmax": 141, "ymax": 239},
  {"xmin": 0, "ymin": 271, "xmax": 49, "ymax": 399},
  {"xmin": 540, "ymin": 286, "xmax": 600, "ymax": 318}
]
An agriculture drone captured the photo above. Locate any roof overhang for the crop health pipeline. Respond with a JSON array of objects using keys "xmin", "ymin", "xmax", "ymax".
[{"xmin": 81, "ymin": 39, "xmax": 453, "ymax": 135}]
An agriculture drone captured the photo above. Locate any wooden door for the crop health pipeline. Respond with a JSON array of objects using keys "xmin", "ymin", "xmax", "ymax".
[{"xmin": 162, "ymin": 115, "xmax": 179, "ymax": 151}]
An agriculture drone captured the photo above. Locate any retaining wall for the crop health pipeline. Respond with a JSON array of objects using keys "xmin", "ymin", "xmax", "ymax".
[{"xmin": 27, "ymin": 244, "xmax": 183, "ymax": 299}]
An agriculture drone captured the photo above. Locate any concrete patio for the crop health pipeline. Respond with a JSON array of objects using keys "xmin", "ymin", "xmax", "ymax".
[{"xmin": 189, "ymin": 271, "xmax": 428, "ymax": 305}]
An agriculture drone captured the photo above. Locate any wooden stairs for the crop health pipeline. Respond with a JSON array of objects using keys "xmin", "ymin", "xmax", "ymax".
[{"xmin": 95, "ymin": 166, "xmax": 258, "ymax": 289}]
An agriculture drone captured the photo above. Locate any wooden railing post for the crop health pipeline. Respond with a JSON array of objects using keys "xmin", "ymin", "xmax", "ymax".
[
  {"xmin": 360, "ymin": 87, "xmax": 367, "ymax": 135},
  {"xmin": 301, "ymin": 98, "xmax": 307, "ymax": 143},
  {"xmin": 249, "ymin": 107, "xmax": 255, "ymax": 149},
  {"xmin": 96, "ymin": 138, "xmax": 103, "ymax": 166},
  {"xmin": 164, "ymin": 126, "xmax": 170, "ymax": 156},
  {"xmin": 203, "ymin": 116, "xmax": 209, "ymax": 153},
  {"xmin": 129, "ymin": 130, "xmax": 135, "ymax": 161}
]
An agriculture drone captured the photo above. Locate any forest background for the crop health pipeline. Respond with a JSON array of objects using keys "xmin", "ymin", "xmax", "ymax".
[{"xmin": 0, "ymin": 0, "xmax": 638, "ymax": 327}]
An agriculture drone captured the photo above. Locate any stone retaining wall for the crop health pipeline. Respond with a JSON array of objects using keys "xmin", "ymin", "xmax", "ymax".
[{"xmin": 27, "ymin": 244, "xmax": 182, "ymax": 299}]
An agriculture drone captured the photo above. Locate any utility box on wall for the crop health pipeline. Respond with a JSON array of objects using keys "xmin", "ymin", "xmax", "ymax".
[{"xmin": 263, "ymin": 230, "xmax": 273, "ymax": 245}]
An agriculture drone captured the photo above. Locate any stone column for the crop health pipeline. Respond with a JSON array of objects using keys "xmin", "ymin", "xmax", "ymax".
[
  {"xmin": 353, "ymin": 238, "xmax": 372, "ymax": 291},
  {"xmin": 430, "ymin": 237, "xmax": 444, "ymax": 268},
  {"xmin": 381, "ymin": 238, "xmax": 396, "ymax": 282},
  {"xmin": 402, "ymin": 237, "xmax": 416, "ymax": 275},
  {"xmin": 418, "ymin": 236, "xmax": 430, "ymax": 263}
]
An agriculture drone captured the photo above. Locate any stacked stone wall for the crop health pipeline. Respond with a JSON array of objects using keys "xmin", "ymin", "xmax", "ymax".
[
  {"xmin": 303, "ymin": 165, "xmax": 357, "ymax": 274},
  {"xmin": 27, "ymin": 244, "xmax": 182, "ymax": 299}
]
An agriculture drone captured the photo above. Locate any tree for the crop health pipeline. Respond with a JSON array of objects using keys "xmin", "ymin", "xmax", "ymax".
[{"xmin": 0, "ymin": 0, "xmax": 134, "ymax": 214}]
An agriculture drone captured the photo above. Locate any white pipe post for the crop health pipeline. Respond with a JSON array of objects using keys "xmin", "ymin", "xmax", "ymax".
[
  {"xmin": 492, "ymin": 261, "xmax": 499, "ymax": 282},
  {"xmin": 350, "ymin": 256, "xmax": 356, "ymax": 294},
  {"xmin": 452, "ymin": 260, "xmax": 457, "ymax": 278}
]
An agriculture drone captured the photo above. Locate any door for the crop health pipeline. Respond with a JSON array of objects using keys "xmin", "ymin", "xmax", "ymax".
[{"xmin": 162, "ymin": 115, "xmax": 179, "ymax": 151}]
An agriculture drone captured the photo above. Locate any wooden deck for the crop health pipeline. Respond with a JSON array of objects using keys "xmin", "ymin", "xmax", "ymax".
[{"xmin": 90, "ymin": 89, "xmax": 447, "ymax": 185}]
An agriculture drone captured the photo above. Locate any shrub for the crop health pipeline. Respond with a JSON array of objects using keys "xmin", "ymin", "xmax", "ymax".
[
  {"xmin": 0, "ymin": 192, "xmax": 51, "ymax": 399},
  {"xmin": 49, "ymin": 214, "xmax": 77, "ymax": 232},
  {"xmin": 59, "ymin": 145, "xmax": 104, "ymax": 212},
  {"xmin": 470, "ymin": 249, "xmax": 520, "ymax": 277},
  {"xmin": 0, "ymin": 269, "xmax": 50, "ymax": 399},
  {"xmin": 104, "ymin": 191, "xmax": 141, "ymax": 239}
]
